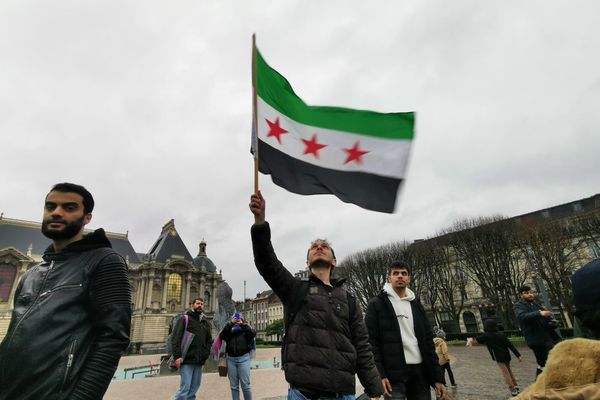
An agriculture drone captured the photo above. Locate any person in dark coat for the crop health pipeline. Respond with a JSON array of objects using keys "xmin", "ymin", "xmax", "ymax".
[
  {"xmin": 0, "ymin": 183, "xmax": 131, "ymax": 400},
  {"xmin": 516, "ymin": 258, "xmax": 600, "ymax": 399},
  {"xmin": 513, "ymin": 285, "xmax": 561, "ymax": 377},
  {"xmin": 365, "ymin": 261, "xmax": 447, "ymax": 400},
  {"xmin": 170, "ymin": 298, "xmax": 213, "ymax": 400},
  {"xmin": 219, "ymin": 313, "xmax": 256, "ymax": 400},
  {"xmin": 249, "ymin": 191, "xmax": 383, "ymax": 400},
  {"xmin": 476, "ymin": 319, "xmax": 522, "ymax": 397}
]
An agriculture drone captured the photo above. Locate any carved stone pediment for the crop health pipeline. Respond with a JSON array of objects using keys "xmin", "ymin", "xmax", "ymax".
[
  {"xmin": 0, "ymin": 247, "xmax": 33, "ymax": 266},
  {"xmin": 163, "ymin": 260, "xmax": 195, "ymax": 273}
]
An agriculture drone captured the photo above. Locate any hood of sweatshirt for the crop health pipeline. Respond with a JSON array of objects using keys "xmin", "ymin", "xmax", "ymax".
[
  {"xmin": 42, "ymin": 228, "xmax": 113, "ymax": 260},
  {"xmin": 383, "ymin": 282, "xmax": 416, "ymax": 301}
]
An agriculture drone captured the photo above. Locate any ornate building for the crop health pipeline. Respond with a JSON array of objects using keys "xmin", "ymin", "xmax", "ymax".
[{"xmin": 0, "ymin": 216, "xmax": 223, "ymax": 353}]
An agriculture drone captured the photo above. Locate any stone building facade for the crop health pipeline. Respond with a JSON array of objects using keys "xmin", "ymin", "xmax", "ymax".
[{"xmin": 0, "ymin": 216, "xmax": 223, "ymax": 353}]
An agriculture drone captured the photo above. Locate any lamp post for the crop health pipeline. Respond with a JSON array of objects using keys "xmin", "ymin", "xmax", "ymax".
[{"xmin": 524, "ymin": 247, "xmax": 552, "ymax": 309}]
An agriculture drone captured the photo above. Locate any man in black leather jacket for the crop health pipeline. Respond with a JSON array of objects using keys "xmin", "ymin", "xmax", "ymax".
[{"xmin": 0, "ymin": 183, "xmax": 131, "ymax": 400}]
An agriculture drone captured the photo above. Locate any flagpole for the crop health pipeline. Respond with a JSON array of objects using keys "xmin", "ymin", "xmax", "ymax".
[{"xmin": 252, "ymin": 33, "xmax": 259, "ymax": 195}]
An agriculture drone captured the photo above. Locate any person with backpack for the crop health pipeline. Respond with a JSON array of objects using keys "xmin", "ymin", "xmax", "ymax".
[
  {"xmin": 170, "ymin": 298, "xmax": 213, "ymax": 400},
  {"xmin": 166, "ymin": 304, "xmax": 190, "ymax": 357},
  {"xmin": 219, "ymin": 313, "xmax": 256, "ymax": 400},
  {"xmin": 476, "ymin": 319, "xmax": 522, "ymax": 397},
  {"xmin": 365, "ymin": 261, "xmax": 447, "ymax": 400},
  {"xmin": 249, "ymin": 191, "xmax": 383, "ymax": 400}
]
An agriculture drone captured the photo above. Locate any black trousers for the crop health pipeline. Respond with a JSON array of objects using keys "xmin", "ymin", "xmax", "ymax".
[
  {"xmin": 529, "ymin": 344, "xmax": 553, "ymax": 376},
  {"xmin": 385, "ymin": 364, "xmax": 431, "ymax": 400},
  {"xmin": 440, "ymin": 362, "xmax": 455, "ymax": 386}
]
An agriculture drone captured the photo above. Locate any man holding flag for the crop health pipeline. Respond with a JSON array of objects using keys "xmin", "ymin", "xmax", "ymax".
[{"xmin": 249, "ymin": 190, "xmax": 384, "ymax": 400}]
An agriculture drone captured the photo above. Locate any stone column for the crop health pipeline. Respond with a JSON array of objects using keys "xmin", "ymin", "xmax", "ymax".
[
  {"xmin": 145, "ymin": 271, "xmax": 155, "ymax": 310},
  {"xmin": 183, "ymin": 272, "xmax": 192, "ymax": 308},
  {"xmin": 7, "ymin": 262, "xmax": 27, "ymax": 309},
  {"xmin": 211, "ymin": 278, "xmax": 217, "ymax": 313},
  {"xmin": 136, "ymin": 274, "xmax": 146, "ymax": 310},
  {"xmin": 199, "ymin": 276, "xmax": 206, "ymax": 303},
  {"xmin": 161, "ymin": 271, "xmax": 170, "ymax": 311}
]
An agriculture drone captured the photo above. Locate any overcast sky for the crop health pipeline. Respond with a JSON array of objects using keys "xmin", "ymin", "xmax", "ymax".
[{"xmin": 2, "ymin": 1, "xmax": 599, "ymax": 301}]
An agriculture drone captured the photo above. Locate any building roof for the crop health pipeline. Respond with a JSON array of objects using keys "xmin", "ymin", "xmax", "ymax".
[
  {"xmin": 146, "ymin": 219, "xmax": 194, "ymax": 264},
  {"xmin": 254, "ymin": 289, "xmax": 273, "ymax": 301},
  {"xmin": 0, "ymin": 216, "xmax": 140, "ymax": 263},
  {"xmin": 192, "ymin": 239, "xmax": 217, "ymax": 273}
]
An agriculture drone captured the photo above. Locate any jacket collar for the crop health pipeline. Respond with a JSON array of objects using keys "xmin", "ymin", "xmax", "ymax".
[
  {"xmin": 308, "ymin": 274, "xmax": 346, "ymax": 287},
  {"xmin": 43, "ymin": 228, "xmax": 112, "ymax": 261}
]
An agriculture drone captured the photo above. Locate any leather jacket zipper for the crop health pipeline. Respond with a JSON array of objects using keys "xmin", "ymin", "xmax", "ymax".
[
  {"xmin": 40, "ymin": 283, "xmax": 83, "ymax": 297},
  {"xmin": 0, "ymin": 261, "xmax": 55, "ymax": 384},
  {"xmin": 61, "ymin": 339, "xmax": 78, "ymax": 392},
  {"xmin": 4, "ymin": 261, "xmax": 55, "ymax": 350}
]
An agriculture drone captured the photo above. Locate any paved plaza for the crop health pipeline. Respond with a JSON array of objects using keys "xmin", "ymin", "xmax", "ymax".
[{"xmin": 105, "ymin": 344, "xmax": 538, "ymax": 400}]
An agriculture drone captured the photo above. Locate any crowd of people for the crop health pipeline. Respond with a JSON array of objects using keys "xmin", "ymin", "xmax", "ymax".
[{"xmin": 0, "ymin": 183, "xmax": 598, "ymax": 400}]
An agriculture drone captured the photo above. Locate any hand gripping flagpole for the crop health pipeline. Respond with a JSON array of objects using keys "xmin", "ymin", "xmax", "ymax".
[{"xmin": 252, "ymin": 33, "xmax": 259, "ymax": 195}]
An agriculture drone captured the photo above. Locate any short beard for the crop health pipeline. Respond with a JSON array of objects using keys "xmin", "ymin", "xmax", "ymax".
[
  {"xmin": 41, "ymin": 215, "xmax": 85, "ymax": 240},
  {"xmin": 309, "ymin": 259, "xmax": 333, "ymax": 271}
]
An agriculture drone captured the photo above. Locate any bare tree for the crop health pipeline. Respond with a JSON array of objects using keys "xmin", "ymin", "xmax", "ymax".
[
  {"xmin": 572, "ymin": 209, "xmax": 600, "ymax": 256},
  {"xmin": 403, "ymin": 237, "xmax": 469, "ymax": 332},
  {"xmin": 339, "ymin": 241, "xmax": 409, "ymax": 309},
  {"xmin": 402, "ymin": 240, "xmax": 440, "ymax": 324},
  {"xmin": 444, "ymin": 216, "xmax": 528, "ymax": 330}
]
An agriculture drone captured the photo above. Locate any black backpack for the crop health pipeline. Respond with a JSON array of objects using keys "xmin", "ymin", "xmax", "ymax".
[{"xmin": 165, "ymin": 312, "xmax": 185, "ymax": 355}]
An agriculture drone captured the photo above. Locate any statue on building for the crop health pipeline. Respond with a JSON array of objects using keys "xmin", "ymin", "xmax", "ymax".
[{"xmin": 214, "ymin": 281, "xmax": 235, "ymax": 333}]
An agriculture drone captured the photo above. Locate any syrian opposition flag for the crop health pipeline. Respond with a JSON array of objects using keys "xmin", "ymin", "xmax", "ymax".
[{"xmin": 252, "ymin": 47, "xmax": 414, "ymax": 213}]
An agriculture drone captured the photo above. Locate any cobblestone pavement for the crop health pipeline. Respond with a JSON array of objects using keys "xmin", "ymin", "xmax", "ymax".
[
  {"xmin": 105, "ymin": 345, "xmax": 538, "ymax": 400},
  {"xmin": 440, "ymin": 344, "xmax": 536, "ymax": 400}
]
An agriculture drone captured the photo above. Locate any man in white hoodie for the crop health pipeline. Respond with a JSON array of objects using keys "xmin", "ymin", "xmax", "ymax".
[{"xmin": 365, "ymin": 261, "xmax": 447, "ymax": 400}]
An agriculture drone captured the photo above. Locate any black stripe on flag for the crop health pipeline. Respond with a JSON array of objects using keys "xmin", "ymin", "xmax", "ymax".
[{"xmin": 258, "ymin": 141, "xmax": 401, "ymax": 213}]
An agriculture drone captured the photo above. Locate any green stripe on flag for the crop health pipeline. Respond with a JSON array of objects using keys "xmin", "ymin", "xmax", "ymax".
[{"xmin": 256, "ymin": 49, "xmax": 414, "ymax": 140}]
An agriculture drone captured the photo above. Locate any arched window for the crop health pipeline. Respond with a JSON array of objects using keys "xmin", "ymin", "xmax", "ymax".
[
  {"xmin": 463, "ymin": 311, "xmax": 479, "ymax": 333},
  {"xmin": 151, "ymin": 284, "xmax": 162, "ymax": 304},
  {"xmin": 0, "ymin": 264, "xmax": 17, "ymax": 302},
  {"xmin": 167, "ymin": 273, "xmax": 183, "ymax": 304}
]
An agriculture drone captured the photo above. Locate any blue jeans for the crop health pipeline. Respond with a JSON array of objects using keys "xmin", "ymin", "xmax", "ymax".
[
  {"xmin": 174, "ymin": 363, "xmax": 203, "ymax": 400},
  {"xmin": 288, "ymin": 388, "xmax": 354, "ymax": 400},
  {"xmin": 227, "ymin": 353, "xmax": 252, "ymax": 400}
]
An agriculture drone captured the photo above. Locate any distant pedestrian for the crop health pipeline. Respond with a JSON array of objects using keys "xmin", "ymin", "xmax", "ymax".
[
  {"xmin": 516, "ymin": 258, "xmax": 600, "ymax": 399},
  {"xmin": 433, "ymin": 331, "xmax": 456, "ymax": 387},
  {"xmin": 219, "ymin": 313, "xmax": 256, "ymax": 400},
  {"xmin": 476, "ymin": 319, "xmax": 522, "ymax": 397},
  {"xmin": 170, "ymin": 298, "xmax": 213, "ymax": 400},
  {"xmin": 513, "ymin": 285, "xmax": 561, "ymax": 377}
]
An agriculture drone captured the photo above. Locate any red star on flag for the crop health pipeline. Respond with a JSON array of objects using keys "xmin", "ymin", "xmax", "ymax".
[
  {"xmin": 343, "ymin": 141, "xmax": 370, "ymax": 165},
  {"xmin": 265, "ymin": 117, "xmax": 288, "ymax": 144},
  {"xmin": 302, "ymin": 133, "xmax": 328, "ymax": 159}
]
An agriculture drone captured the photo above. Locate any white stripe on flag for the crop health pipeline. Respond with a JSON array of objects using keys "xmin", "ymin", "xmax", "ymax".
[{"xmin": 257, "ymin": 98, "xmax": 412, "ymax": 179}]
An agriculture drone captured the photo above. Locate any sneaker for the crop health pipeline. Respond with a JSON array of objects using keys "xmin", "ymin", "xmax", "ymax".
[{"xmin": 511, "ymin": 387, "xmax": 520, "ymax": 396}]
